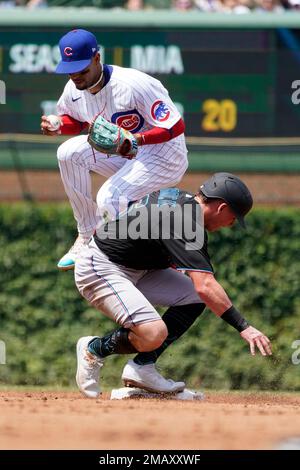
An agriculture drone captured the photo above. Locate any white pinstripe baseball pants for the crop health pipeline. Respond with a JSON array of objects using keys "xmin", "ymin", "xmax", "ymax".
[{"xmin": 57, "ymin": 135, "xmax": 188, "ymax": 237}]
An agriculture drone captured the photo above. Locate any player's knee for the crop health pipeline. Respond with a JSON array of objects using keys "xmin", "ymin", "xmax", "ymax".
[
  {"xmin": 96, "ymin": 192, "xmax": 116, "ymax": 223},
  {"xmin": 139, "ymin": 321, "xmax": 168, "ymax": 352},
  {"xmin": 96, "ymin": 186, "xmax": 109, "ymax": 209},
  {"xmin": 57, "ymin": 141, "xmax": 74, "ymax": 163},
  {"xmin": 96, "ymin": 185, "xmax": 125, "ymax": 222}
]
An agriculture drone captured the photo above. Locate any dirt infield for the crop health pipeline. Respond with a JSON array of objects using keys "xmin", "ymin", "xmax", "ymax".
[
  {"xmin": 1, "ymin": 171, "xmax": 300, "ymax": 205},
  {"xmin": 0, "ymin": 391, "xmax": 299, "ymax": 450}
]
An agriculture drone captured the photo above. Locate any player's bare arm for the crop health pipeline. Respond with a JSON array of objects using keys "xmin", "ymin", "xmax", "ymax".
[{"xmin": 189, "ymin": 270, "xmax": 272, "ymax": 357}]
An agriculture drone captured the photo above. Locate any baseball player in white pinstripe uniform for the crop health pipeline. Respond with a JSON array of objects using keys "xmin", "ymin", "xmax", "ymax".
[{"xmin": 41, "ymin": 29, "xmax": 188, "ymax": 270}]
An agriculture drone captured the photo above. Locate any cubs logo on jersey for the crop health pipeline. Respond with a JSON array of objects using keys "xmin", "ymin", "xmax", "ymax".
[
  {"xmin": 111, "ymin": 110, "xmax": 144, "ymax": 133},
  {"xmin": 151, "ymin": 100, "xmax": 171, "ymax": 122}
]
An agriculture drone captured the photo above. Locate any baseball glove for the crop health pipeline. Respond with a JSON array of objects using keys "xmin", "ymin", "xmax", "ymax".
[{"xmin": 88, "ymin": 114, "xmax": 138, "ymax": 159}]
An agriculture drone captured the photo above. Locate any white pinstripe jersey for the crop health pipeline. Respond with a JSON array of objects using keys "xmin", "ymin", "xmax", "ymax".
[{"xmin": 56, "ymin": 64, "xmax": 187, "ymax": 157}]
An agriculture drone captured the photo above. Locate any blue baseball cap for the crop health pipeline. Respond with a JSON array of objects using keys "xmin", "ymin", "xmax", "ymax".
[{"xmin": 56, "ymin": 29, "xmax": 99, "ymax": 74}]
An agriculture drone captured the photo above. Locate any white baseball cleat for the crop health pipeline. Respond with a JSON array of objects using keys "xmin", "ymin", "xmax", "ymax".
[
  {"xmin": 57, "ymin": 235, "xmax": 88, "ymax": 271},
  {"xmin": 121, "ymin": 359, "xmax": 185, "ymax": 393},
  {"xmin": 76, "ymin": 336, "xmax": 104, "ymax": 398},
  {"xmin": 111, "ymin": 387, "xmax": 205, "ymax": 401}
]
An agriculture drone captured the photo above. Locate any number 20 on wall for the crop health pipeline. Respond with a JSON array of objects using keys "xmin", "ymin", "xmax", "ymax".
[{"xmin": 202, "ymin": 99, "xmax": 237, "ymax": 132}]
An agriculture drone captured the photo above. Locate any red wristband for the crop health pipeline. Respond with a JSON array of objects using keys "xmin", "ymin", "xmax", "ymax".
[{"xmin": 60, "ymin": 115, "xmax": 89, "ymax": 135}]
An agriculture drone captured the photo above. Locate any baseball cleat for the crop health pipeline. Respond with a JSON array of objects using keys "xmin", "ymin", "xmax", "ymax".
[
  {"xmin": 76, "ymin": 336, "xmax": 104, "ymax": 398},
  {"xmin": 121, "ymin": 360, "xmax": 185, "ymax": 393},
  {"xmin": 57, "ymin": 235, "xmax": 87, "ymax": 271},
  {"xmin": 57, "ymin": 254, "xmax": 76, "ymax": 271},
  {"xmin": 110, "ymin": 387, "xmax": 205, "ymax": 401}
]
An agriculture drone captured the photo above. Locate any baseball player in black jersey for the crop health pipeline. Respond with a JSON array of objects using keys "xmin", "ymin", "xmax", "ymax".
[{"xmin": 74, "ymin": 173, "xmax": 272, "ymax": 398}]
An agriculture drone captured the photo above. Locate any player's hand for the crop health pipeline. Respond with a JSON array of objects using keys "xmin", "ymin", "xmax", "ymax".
[
  {"xmin": 88, "ymin": 114, "xmax": 138, "ymax": 159},
  {"xmin": 40, "ymin": 115, "xmax": 61, "ymax": 136},
  {"xmin": 240, "ymin": 326, "xmax": 272, "ymax": 356}
]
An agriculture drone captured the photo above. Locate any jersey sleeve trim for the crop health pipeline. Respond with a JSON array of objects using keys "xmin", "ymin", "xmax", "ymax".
[{"xmin": 102, "ymin": 64, "xmax": 113, "ymax": 88}]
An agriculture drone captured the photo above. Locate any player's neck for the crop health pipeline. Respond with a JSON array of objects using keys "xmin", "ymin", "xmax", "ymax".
[{"xmin": 88, "ymin": 68, "xmax": 104, "ymax": 94}]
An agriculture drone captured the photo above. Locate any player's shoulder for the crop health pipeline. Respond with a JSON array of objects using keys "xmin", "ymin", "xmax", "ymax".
[
  {"xmin": 61, "ymin": 79, "xmax": 79, "ymax": 97},
  {"xmin": 60, "ymin": 79, "xmax": 87, "ymax": 106}
]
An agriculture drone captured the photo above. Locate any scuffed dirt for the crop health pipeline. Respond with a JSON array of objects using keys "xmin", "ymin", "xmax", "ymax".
[{"xmin": 0, "ymin": 391, "xmax": 300, "ymax": 450}]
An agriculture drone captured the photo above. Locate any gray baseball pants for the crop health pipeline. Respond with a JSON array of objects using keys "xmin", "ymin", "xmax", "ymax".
[{"xmin": 75, "ymin": 238, "xmax": 201, "ymax": 328}]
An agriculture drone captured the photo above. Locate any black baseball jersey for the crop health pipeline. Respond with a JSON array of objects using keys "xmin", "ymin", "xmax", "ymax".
[{"xmin": 94, "ymin": 188, "xmax": 213, "ymax": 273}]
